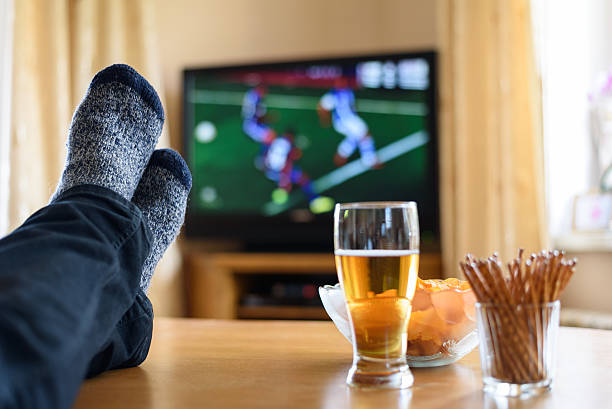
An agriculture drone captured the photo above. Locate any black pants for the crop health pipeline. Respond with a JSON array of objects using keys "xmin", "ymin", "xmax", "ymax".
[{"xmin": 0, "ymin": 185, "xmax": 154, "ymax": 409}]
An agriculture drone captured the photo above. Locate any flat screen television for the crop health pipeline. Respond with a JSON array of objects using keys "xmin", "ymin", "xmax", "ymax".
[{"xmin": 183, "ymin": 51, "xmax": 439, "ymax": 251}]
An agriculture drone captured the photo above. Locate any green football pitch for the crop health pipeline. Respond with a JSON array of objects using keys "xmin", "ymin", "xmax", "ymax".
[{"xmin": 187, "ymin": 82, "xmax": 432, "ymax": 216}]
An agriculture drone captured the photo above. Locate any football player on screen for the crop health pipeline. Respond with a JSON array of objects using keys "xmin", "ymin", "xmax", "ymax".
[
  {"xmin": 241, "ymin": 84, "xmax": 276, "ymax": 144},
  {"xmin": 317, "ymin": 77, "xmax": 381, "ymax": 169},
  {"xmin": 261, "ymin": 128, "xmax": 334, "ymax": 214}
]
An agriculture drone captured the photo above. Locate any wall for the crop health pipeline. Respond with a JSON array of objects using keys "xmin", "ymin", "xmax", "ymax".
[
  {"xmin": 150, "ymin": 0, "xmax": 437, "ymax": 315},
  {"xmin": 561, "ymin": 250, "xmax": 612, "ymax": 313}
]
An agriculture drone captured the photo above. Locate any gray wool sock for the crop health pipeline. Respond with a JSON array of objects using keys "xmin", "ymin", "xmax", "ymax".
[
  {"xmin": 132, "ymin": 149, "xmax": 192, "ymax": 292},
  {"xmin": 51, "ymin": 64, "xmax": 164, "ymax": 202}
]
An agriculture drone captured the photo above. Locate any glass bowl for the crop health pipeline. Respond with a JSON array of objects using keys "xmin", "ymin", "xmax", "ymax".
[{"xmin": 319, "ymin": 279, "xmax": 478, "ymax": 367}]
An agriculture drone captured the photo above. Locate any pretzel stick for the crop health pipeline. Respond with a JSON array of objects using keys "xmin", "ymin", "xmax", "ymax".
[
  {"xmin": 464, "ymin": 249, "xmax": 577, "ymax": 384},
  {"xmin": 460, "ymin": 263, "xmax": 505, "ymax": 377},
  {"xmin": 483, "ymin": 259, "xmax": 539, "ymax": 376},
  {"xmin": 486, "ymin": 258, "xmax": 537, "ymax": 379},
  {"xmin": 462, "ymin": 263, "xmax": 525, "ymax": 381},
  {"xmin": 466, "ymin": 260, "xmax": 536, "ymax": 379}
]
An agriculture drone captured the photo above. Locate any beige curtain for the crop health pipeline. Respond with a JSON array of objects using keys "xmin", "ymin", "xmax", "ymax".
[
  {"xmin": 10, "ymin": 0, "xmax": 184, "ymax": 316},
  {"xmin": 438, "ymin": 0, "xmax": 548, "ymax": 275}
]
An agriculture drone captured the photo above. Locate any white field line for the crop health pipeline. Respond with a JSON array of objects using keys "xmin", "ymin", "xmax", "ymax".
[{"xmin": 190, "ymin": 89, "xmax": 427, "ymax": 116}]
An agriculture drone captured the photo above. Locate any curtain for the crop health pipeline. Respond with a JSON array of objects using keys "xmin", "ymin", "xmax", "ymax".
[
  {"xmin": 10, "ymin": 0, "xmax": 184, "ymax": 316},
  {"xmin": 437, "ymin": 0, "xmax": 548, "ymax": 274},
  {"xmin": 0, "ymin": 0, "xmax": 14, "ymax": 236}
]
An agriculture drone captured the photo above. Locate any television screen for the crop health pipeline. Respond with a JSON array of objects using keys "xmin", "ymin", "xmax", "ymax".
[{"xmin": 183, "ymin": 52, "xmax": 438, "ymax": 250}]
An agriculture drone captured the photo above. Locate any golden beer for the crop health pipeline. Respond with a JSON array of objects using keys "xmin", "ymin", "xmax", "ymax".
[{"xmin": 335, "ymin": 249, "xmax": 419, "ymax": 359}]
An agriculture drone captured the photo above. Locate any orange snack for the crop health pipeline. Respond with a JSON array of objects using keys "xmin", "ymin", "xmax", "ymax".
[{"xmin": 407, "ymin": 277, "xmax": 476, "ymax": 357}]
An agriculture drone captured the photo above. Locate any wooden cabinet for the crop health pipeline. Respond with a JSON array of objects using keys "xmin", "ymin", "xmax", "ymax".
[{"xmin": 184, "ymin": 251, "xmax": 441, "ymax": 319}]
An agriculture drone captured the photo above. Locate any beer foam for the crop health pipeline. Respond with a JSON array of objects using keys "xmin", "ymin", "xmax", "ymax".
[{"xmin": 334, "ymin": 249, "xmax": 419, "ymax": 257}]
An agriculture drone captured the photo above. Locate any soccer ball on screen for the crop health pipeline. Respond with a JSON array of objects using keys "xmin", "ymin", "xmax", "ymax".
[{"xmin": 195, "ymin": 121, "xmax": 217, "ymax": 143}]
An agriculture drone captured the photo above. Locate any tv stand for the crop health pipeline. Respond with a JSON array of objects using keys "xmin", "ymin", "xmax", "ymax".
[{"xmin": 184, "ymin": 251, "xmax": 442, "ymax": 319}]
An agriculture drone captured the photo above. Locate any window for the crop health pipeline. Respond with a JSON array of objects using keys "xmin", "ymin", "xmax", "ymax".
[{"xmin": 535, "ymin": 0, "xmax": 612, "ymax": 242}]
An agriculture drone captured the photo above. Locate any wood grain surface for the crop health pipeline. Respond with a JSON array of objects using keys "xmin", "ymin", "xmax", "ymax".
[
  {"xmin": 184, "ymin": 252, "xmax": 442, "ymax": 319},
  {"xmin": 74, "ymin": 319, "xmax": 612, "ymax": 409}
]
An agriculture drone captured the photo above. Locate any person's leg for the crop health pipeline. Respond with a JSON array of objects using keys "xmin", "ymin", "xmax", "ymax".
[
  {"xmin": 243, "ymin": 120, "xmax": 275, "ymax": 144},
  {"xmin": 85, "ymin": 149, "xmax": 191, "ymax": 377},
  {"xmin": 333, "ymin": 126, "xmax": 358, "ymax": 167},
  {"xmin": 50, "ymin": 64, "xmax": 164, "ymax": 203},
  {"xmin": 357, "ymin": 134, "xmax": 378, "ymax": 168},
  {"xmin": 291, "ymin": 168, "xmax": 316, "ymax": 201},
  {"xmin": 0, "ymin": 63, "xmax": 166, "ymax": 408},
  {"xmin": 85, "ymin": 290, "xmax": 154, "ymax": 377},
  {"xmin": 0, "ymin": 185, "xmax": 151, "ymax": 409},
  {"xmin": 133, "ymin": 149, "xmax": 191, "ymax": 293}
]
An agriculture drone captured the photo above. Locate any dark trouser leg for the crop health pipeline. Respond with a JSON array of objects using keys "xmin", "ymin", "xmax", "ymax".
[
  {"xmin": 86, "ymin": 290, "xmax": 154, "ymax": 378},
  {"xmin": 85, "ymin": 147, "xmax": 193, "ymax": 377},
  {"xmin": 0, "ymin": 185, "xmax": 151, "ymax": 409}
]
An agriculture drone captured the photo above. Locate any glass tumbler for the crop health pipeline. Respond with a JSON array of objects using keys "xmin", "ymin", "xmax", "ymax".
[
  {"xmin": 334, "ymin": 202, "xmax": 419, "ymax": 389},
  {"xmin": 476, "ymin": 301, "xmax": 561, "ymax": 397}
]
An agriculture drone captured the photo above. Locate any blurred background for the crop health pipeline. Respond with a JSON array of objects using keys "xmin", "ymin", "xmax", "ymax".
[{"xmin": 0, "ymin": 0, "xmax": 611, "ymax": 328}]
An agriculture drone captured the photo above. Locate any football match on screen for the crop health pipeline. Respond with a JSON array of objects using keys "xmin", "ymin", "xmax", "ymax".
[{"xmin": 184, "ymin": 56, "xmax": 434, "ymax": 218}]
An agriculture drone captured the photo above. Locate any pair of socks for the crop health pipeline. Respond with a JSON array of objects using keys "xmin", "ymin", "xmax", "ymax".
[{"xmin": 51, "ymin": 64, "xmax": 191, "ymax": 292}]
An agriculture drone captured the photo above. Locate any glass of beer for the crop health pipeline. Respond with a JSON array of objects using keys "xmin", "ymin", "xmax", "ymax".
[{"xmin": 334, "ymin": 202, "xmax": 419, "ymax": 389}]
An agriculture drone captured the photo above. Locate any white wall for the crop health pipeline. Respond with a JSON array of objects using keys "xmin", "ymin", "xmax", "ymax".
[{"xmin": 540, "ymin": 0, "xmax": 612, "ymax": 237}]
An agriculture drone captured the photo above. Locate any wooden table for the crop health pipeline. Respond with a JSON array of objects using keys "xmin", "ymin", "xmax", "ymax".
[{"xmin": 74, "ymin": 318, "xmax": 612, "ymax": 409}]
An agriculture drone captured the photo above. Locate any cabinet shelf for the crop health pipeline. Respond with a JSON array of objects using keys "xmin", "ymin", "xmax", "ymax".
[
  {"xmin": 184, "ymin": 251, "xmax": 441, "ymax": 320},
  {"xmin": 237, "ymin": 306, "xmax": 328, "ymax": 320}
]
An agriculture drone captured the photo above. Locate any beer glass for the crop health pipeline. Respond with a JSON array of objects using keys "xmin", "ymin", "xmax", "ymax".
[{"xmin": 334, "ymin": 202, "xmax": 419, "ymax": 389}]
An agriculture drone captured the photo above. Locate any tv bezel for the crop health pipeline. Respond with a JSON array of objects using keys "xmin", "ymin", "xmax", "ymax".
[{"xmin": 182, "ymin": 50, "xmax": 439, "ymax": 252}]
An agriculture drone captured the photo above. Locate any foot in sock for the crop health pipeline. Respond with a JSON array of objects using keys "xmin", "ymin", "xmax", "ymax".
[
  {"xmin": 131, "ymin": 149, "xmax": 192, "ymax": 292},
  {"xmin": 51, "ymin": 64, "xmax": 164, "ymax": 202}
]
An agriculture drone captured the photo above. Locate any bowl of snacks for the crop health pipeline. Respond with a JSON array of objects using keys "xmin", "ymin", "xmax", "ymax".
[{"xmin": 319, "ymin": 277, "xmax": 478, "ymax": 367}]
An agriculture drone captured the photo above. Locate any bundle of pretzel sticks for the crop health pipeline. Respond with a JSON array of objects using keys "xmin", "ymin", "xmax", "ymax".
[{"xmin": 459, "ymin": 249, "xmax": 577, "ymax": 384}]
